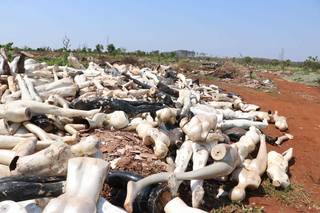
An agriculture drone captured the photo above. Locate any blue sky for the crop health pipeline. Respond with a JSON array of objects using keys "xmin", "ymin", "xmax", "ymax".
[{"xmin": 0, "ymin": 0, "xmax": 319, "ymax": 61}]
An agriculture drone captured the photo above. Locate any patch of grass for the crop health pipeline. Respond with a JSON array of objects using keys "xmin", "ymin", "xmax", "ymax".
[
  {"xmin": 200, "ymin": 75, "xmax": 219, "ymax": 82},
  {"xmin": 211, "ymin": 203, "xmax": 264, "ymax": 213},
  {"xmin": 38, "ymin": 55, "xmax": 69, "ymax": 66},
  {"xmin": 261, "ymin": 180, "xmax": 320, "ymax": 210},
  {"xmin": 209, "ymin": 180, "xmax": 320, "ymax": 212},
  {"xmin": 249, "ymin": 70, "xmax": 257, "ymax": 79},
  {"xmin": 174, "ymin": 58, "xmax": 201, "ymax": 72},
  {"xmin": 286, "ymin": 71, "xmax": 320, "ymax": 86}
]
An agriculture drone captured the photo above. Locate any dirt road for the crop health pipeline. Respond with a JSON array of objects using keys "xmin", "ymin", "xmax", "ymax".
[{"xmin": 206, "ymin": 74, "xmax": 320, "ymax": 212}]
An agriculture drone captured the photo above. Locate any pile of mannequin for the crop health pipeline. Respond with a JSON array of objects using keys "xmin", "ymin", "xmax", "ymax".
[{"xmin": 0, "ymin": 50, "xmax": 294, "ymax": 213}]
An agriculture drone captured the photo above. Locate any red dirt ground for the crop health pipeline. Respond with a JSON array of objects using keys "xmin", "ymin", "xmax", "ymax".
[{"xmin": 204, "ymin": 74, "xmax": 320, "ymax": 212}]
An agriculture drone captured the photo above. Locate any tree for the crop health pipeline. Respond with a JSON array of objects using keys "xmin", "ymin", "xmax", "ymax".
[
  {"xmin": 135, "ymin": 50, "xmax": 146, "ymax": 56},
  {"xmin": 22, "ymin": 46, "xmax": 33, "ymax": 51},
  {"xmin": 107, "ymin": 44, "xmax": 116, "ymax": 54},
  {"xmin": 62, "ymin": 35, "xmax": 71, "ymax": 51},
  {"xmin": 0, "ymin": 42, "xmax": 14, "ymax": 51},
  {"xmin": 36, "ymin": 46, "xmax": 51, "ymax": 51},
  {"xmin": 270, "ymin": 59, "xmax": 280, "ymax": 66},
  {"xmin": 95, "ymin": 44, "xmax": 104, "ymax": 53},
  {"xmin": 81, "ymin": 46, "xmax": 88, "ymax": 53},
  {"xmin": 0, "ymin": 42, "xmax": 14, "ymax": 61},
  {"xmin": 281, "ymin": 59, "xmax": 291, "ymax": 71},
  {"xmin": 243, "ymin": 56, "xmax": 253, "ymax": 65},
  {"xmin": 115, "ymin": 48, "xmax": 126, "ymax": 55},
  {"xmin": 169, "ymin": 52, "xmax": 176, "ymax": 58},
  {"xmin": 150, "ymin": 50, "xmax": 160, "ymax": 55},
  {"xmin": 304, "ymin": 56, "xmax": 320, "ymax": 72}
]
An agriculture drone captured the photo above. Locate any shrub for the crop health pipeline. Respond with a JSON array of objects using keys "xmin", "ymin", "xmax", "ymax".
[
  {"xmin": 107, "ymin": 44, "xmax": 116, "ymax": 54},
  {"xmin": 281, "ymin": 59, "xmax": 291, "ymax": 71},
  {"xmin": 0, "ymin": 42, "xmax": 14, "ymax": 61},
  {"xmin": 243, "ymin": 56, "xmax": 253, "ymax": 65},
  {"xmin": 95, "ymin": 44, "xmax": 104, "ymax": 53},
  {"xmin": 304, "ymin": 56, "xmax": 320, "ymax": 72}
]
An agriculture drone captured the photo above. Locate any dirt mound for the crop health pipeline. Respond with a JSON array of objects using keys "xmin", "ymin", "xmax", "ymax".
[{"xmin": 211, "ymin": 62, "xmax": 239, "ymax": 79}]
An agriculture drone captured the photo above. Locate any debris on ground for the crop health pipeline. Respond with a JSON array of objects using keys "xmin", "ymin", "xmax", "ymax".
[
  {"xmin": 187, "ymin": 61, "xmax": 277, "ymax": 92},
  {"xmin": 0, "ymin": 50, "xmax": 296, "ymax": 213}
]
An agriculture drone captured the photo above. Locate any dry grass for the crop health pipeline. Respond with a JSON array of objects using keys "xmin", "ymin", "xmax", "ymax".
[
  {"xmin": 206, "ymin": 178, "xmax": 320, "ymax": 212},
  {"xmin": 210, "ymin": 203, "xmax": 264, "ymax": 213},
  {"xmin": 261, "ymin": 180, "xmax": 320, "ymax": 210}
]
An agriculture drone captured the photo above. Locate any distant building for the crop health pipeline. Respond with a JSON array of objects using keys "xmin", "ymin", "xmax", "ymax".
[
  {"xmin": 174, "ymin": 50, "xmax": 195, "ymax": 58},
  {"xmin": 150, "ymin": 50, "xmax": 160, "ymax": 55}
]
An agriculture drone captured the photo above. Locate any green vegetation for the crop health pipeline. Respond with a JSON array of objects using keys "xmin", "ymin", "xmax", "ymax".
[
  {"xmin": 243, "ymin": 56, "xmax": 253, "ymax": 65},
  {"xmin": 303, "ymin": 56, "xmax": 320, "ymax": 72},
  {"xmin": 261, "ymin": 179, "xmax": 320, "ymax": 210},
  {"xmin": 107, "ymin": 44, "xmax": 116, "ymax": 54},
  {"xmin": 234, "ymin": 55, "xmax": 320, "ymax": 86},
  {"xmin": 39, "ymin": 55, "xmax": 69, "ymax": 66},
  {"xmin": 0, "ymin": 42, "xmax": 14, "ymax": 61},
  {"xmin": 207, "ymin": 179, "xmax": 320, "ymax": 213},
  {"xmin": 211, "ymin": 203, "xmax": 264, "ymax": 213},
  {"xmin": 95, "ymin": 44, "xmax": 104, "ymax": 53},
  {"xmin": 1, "ymin": 40, "xmax": 319, "ymax": 86},
  {"xmin": 237, "ymin": 55, "xmax": 319, "ymax": 74}
]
